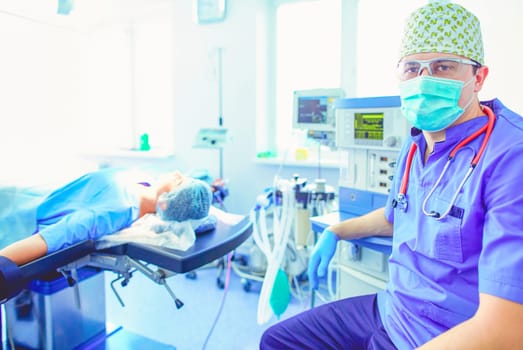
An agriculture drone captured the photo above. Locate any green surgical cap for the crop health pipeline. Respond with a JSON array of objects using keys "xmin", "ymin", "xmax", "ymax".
[{"xmin": 399, "ymin": 1, "xmax": 484, "ymax": 64}]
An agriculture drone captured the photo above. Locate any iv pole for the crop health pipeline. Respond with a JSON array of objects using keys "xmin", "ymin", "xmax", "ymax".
[
  {"xmin": 193, "ymin": 48, "xmax": 227, "ymax": 183},
  {"xmin": 217, "ymin": 47, "xmax": 224, "ymax": 179}
]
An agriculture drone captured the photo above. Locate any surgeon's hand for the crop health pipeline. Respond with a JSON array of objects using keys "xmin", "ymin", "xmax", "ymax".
[{"xmin": 308, "ymin": 228, "xmax": 339, "ymax": 290}]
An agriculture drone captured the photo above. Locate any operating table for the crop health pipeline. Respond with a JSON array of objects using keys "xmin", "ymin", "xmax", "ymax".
[{"xmin": 0, "ymin": 213, "xmax": 252, "ymax": 349}]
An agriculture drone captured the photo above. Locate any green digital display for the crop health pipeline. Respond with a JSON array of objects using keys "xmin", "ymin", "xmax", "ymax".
[{"xmin": 354, "ymin": 113, "xmax": 384, "ymax": 140}]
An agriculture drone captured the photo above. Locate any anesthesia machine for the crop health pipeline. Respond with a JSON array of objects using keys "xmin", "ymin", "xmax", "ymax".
[{"xmin": 310, "ymin": 96, "xmax": 410, "ymax": 300}]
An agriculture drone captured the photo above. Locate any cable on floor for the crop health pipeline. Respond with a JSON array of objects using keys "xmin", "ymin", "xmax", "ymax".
[{"xmin": 201, "ymin": 250, "xmax": 234, "ymax": 350}]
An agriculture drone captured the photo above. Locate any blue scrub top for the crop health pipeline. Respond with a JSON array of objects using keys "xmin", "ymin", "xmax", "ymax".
[
  {"xmin": 378, "ymin": 98, "xmax": 523, "ymax": 349},
  {"xmin": 36, "ymin": 168, "xmax": 141, "ymax": 254}
]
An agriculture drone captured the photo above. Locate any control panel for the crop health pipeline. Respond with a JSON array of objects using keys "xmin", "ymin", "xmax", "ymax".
[
  {"xmin": 335, "ymin": 96, "xmax": 409, "ymax": 195},
  {"xmin": 335, "ymin": 96, "xmax": 409, "ymax": 150}
]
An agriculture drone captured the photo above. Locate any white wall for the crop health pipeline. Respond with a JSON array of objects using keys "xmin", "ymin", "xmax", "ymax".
[
  {"xmin": 169, "ymin": 0, "xmax": 260, "ymax": 213},
  {"xmin": 167, "ymin": 0, "xmax": 342, "ymax": 214},
  {"xmin": 462, "ymin": 0, "xmax": 522, "ymax": 111},
  {"xmin": 0, "ymin": 7, "xmax": 95, "ymax": 186},
  {"xmin": 166, "ymin": 0, "xmax": 340, "ymax": 214}
]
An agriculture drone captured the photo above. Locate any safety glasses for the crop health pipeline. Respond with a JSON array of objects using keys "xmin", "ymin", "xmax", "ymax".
[{"xmin": 397, "ymin": 57, "xmax": 480, "ymax": 80}]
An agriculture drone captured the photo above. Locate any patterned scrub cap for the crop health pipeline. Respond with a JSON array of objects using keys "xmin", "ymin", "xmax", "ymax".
[{"xmin": 399, "ymin": 1, "xmax": 484, "ymax": 64}]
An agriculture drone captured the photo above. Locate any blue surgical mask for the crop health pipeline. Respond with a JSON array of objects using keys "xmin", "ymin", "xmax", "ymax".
[{"xmin": 399, "ymin": 76, "xmax": 474, "ymax": 132}]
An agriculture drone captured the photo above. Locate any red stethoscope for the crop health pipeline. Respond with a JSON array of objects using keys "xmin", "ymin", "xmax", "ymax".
[{"xmin": 392, "ymin": 105, "xmax": 496, "ymax": 220}]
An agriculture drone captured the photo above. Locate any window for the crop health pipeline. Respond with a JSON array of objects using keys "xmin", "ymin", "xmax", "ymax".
[
  {"xmin": 269, "ymin": 0, "xmax": 342, "ymax": 157},
  {"xmin": 261, "ymin": 0, "xmax": 470, "ymax": 162},
  {"xmin": 355, "ymin": 0, "xmax": 425, "ymax": 96},
  {"xmin": 85, "ymin": 8, "xmax": 174, "ymax": 153},
  {"xmin": 132, "ymin": 16, "xmax": 174, "ymax": 152}
]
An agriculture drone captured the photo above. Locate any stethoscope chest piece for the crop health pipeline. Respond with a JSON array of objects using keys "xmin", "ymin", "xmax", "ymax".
[{"xmin": 392, "ymin": 193, "xmax": 408, "ymax": 212}]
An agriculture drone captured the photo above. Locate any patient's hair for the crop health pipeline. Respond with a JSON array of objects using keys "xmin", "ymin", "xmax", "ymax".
[{"xmin": 157, "ymin": 179, "xmax": 213, "ymax": 222}]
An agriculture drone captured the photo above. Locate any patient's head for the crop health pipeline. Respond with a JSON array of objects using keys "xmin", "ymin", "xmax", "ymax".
[{"xmin": 156, "ymin": 177, "xmax": 213, "ymax": 222}]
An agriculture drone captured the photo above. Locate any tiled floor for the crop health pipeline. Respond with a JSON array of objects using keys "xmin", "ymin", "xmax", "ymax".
[{"xmin": 105, "ymin": 261, "xmax": 316, "ymax": 350}]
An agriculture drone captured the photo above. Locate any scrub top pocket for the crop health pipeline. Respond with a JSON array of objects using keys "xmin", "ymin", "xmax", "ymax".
[{"xmin": 424, "ymin": 196, "xmax": 464, "ymax": 263}]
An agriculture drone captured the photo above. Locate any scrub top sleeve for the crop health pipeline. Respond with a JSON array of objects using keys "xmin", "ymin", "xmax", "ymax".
[
  {"xmin": 479, "ymin": 144, "xmax": 523, "ymax": 304},
  {"xmin": 39, "ymin": 207, "xmax": 135, "ymax": 254}
]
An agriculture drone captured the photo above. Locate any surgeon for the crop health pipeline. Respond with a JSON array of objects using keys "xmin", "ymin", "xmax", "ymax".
[
  {"xmin": 0, "ymin": 168, "xmax": 213, "ymax": 266},
  {"xmin": 260, "ymin": 2, "xmax": 523, "ymax": 349}
]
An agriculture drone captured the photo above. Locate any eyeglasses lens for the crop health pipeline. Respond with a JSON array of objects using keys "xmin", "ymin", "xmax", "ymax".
[{"xmin": 398, "ymin": 59, "xmax": 473, "ymax": 80}]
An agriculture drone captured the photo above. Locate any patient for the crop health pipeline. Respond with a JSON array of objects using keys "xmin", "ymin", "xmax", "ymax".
[{"xmin": 0, "ymin": 168, "xmax": 213, "ymax": 266}]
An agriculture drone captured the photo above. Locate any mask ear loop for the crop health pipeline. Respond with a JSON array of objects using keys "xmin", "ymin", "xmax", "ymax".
[{"xmin": 459, "ymin": 76, "xmax": 477, "ymax": 112}]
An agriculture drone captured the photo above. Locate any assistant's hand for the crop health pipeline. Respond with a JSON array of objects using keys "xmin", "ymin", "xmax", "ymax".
[{"xmin": 308, "ymin": 228, "xmax": 339, "ymax": 290}]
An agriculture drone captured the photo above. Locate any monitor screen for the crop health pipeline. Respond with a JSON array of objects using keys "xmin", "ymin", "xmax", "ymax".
[
  {"xmin": 293, "ymin": 88, "xmax": 344, "ymax": 132},
  {"xmin": 354, "ymin": 112, "xmax": 384, "ymax": 141},
  {"xmin": 297, "ymin": 96, "xmax": 329, "ymax": 124}
]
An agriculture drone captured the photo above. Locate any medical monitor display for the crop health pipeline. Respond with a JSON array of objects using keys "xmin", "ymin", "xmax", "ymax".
[
  {"xmin": 293, "ymin": 88, "xmax": 344, "ymax": 132},
  {"xmin": 297, "ymin": 97, "xmax": 329, "ymax": 124},
  {"xmin": 354, "ymin": 112, "xmax": 384, "ymax": 141}
]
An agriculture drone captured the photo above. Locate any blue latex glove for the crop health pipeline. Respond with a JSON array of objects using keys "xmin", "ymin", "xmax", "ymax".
[{"xmin": 308, "ymin": 228, "xmax": 338, "ymax": 290}]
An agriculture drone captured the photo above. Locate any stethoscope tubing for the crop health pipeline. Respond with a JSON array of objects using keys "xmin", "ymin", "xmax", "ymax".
[
  {"xmin": 395, "ymin": 104, "xmax": 496, "ymax": 220},
  {"xmin": 421, "ymin": 160, "xmax": 474, "ymax": 219}
]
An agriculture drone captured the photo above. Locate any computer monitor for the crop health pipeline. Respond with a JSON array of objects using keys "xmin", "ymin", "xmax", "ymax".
[{"xmin": 292, "ymin": 88, "xmax": 345, "ymax": 132}]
